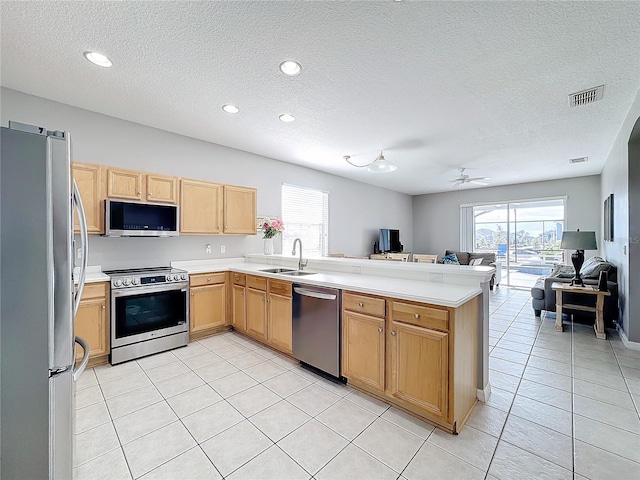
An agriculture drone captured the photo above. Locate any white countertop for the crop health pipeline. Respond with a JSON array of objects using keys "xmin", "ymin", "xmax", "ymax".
[
  {"xmin": 74, "ymin": 266, "xmax": 110, "ymax": 284},
  {"xmin": 172, "ymin": 258, "xmax": 481, "ymax": 308}
]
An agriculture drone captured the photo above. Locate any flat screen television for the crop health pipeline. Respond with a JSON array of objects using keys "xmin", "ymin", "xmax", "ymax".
[{"xmin": 379, "ymin": 229, "xmax": 402, "ymax": 253}]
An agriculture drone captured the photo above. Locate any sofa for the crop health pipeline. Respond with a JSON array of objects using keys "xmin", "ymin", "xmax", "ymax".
[
  {"xmin": 441, "ymin": 250, "xmax": 502, "ymax": 290},
  {"xmin": 530, "ymin": 256, "xmax": 618, "ymax": 324}
]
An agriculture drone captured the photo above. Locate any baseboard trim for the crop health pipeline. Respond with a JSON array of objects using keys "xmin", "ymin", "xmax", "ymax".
[
  {"xmin": 616, "ymin": 324, "xmax": 640, "ymax": 351},
  {"xmin": 477, "ymin": 383, "xmax": 492, "ymax": 402}
]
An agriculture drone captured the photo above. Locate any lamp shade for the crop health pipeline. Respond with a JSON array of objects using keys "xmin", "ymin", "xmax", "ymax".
[
  {"xmin": 560, "ymin": 231, "xmax": 597, "ymax": 250},
  {"xmin": 366, "ymin": 152, "xmax": 397, "ymax": 173}
]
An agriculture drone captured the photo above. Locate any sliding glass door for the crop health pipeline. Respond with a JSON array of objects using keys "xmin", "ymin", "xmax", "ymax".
[{"xmin": 472, "ymin": 198, "xmax": 565, "ymax": 288}]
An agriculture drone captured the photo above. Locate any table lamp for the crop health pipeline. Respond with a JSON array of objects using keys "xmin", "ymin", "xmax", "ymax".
[{"xmin": 560, "ymin": 229, "xmax": 597, "ymax": 286}]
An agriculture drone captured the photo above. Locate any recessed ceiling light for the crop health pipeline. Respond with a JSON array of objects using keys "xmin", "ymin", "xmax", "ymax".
[
  {"xmin": 279, "ymin": 60, "xmax": 302, "ymax": 76},
  {"xmin": 222, "ymin": 104, "xmax": 239, "ymax": 114},
  {"xmin": 83, "ymin": 51, "xmax": 112, "ymax": 68},
  {"xmin": 279, "ymin": 114, "xmax": 295, "ymax": 122}
]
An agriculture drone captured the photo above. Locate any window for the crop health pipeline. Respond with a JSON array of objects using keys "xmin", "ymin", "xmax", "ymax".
[
  {"xmin": 281, "ymin": 184, "xmax": 329, "ymax": 257},
  {"xmin": 462, "ymin": 197, "xmax": 566, "ymax": 287}
]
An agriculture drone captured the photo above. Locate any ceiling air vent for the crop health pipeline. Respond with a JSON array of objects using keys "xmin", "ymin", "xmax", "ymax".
[
  {"xmin": 569, "ymin": 85, "xmax": 604, "ymax": 107},
  {"xmin": 569, "ymin": 157, "xmax": 589, "ymax": 164}
]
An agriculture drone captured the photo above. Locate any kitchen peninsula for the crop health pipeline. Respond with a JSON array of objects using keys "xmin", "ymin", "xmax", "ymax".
[
  {"xmin": 76, "ymin": 256, "xmax": 492, "ymax": 433},
  {"xmin": 173, "ymin": 255, "xmax": 492, "ymax": 433}
]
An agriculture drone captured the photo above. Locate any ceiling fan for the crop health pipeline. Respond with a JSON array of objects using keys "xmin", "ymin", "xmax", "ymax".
[{"xmin": 450, "ymin": 168, "xmax": 491, "ymax": 187}]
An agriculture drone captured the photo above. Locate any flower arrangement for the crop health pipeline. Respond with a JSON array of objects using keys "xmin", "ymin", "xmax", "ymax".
[{"xmin": 261, "ymin": 217, "xmax": 284, "ymax": 239}]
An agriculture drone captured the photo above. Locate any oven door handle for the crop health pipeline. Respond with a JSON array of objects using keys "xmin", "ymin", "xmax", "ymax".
[{"xmin": 111, "ymin": 284, "xmax": 189, "ymax": 297}]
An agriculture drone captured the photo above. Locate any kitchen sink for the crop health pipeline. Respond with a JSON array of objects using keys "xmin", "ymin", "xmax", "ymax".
[
  {"xmin": 259, "ymin": 268, "xmax": 297, "ymax": 274},
  {"xmin": 280, "ymin": 270, "xmax": 317, "ymax": 276}
]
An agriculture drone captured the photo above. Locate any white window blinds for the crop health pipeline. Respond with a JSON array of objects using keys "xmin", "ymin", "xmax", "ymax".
[{"xmin": 282, "ymin": 184, "xmax": 329, "ymax": 257}]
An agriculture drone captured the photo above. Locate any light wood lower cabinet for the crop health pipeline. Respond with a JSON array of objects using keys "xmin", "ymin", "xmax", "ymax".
[
  {"xmin": 246, "ymin": 286, "xmax": 268, "ymax": 341},
  {"xmin": 189, "ymin": 273, "xmax": 228, "ymax": 340},
  {"xmin": 389, "ymin": 320, "xmax": 449, "ymax": 418},
  {"xmin": 239, "ymin": 275, "xmax": 292, "ymax": 354},
  {"xmin": 232, "ymin": 281, "xmax": 247, "ymax": 333},
  {"xmin": 267, "ymin": 292, "xmax": 292, "ymax": 354},
  {"xmin": 342, "ymin": 311, "xmax": 385, "ymax": 391},
  {"xmin": 341, "ymin": 291, "xmax": 478, "ymax": 434},
  {"xmin": 74, "ymin": 282, "xmax": 109, "ymax": 367}
]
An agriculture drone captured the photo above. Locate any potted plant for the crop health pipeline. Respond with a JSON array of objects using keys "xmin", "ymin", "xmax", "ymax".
[{"xmin": 261, "ymin": 217, "xmax": 284, "ymax": 255}]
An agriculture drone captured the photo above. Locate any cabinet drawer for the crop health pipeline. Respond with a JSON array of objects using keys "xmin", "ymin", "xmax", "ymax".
[
  {"xmin": 231, "ymin": 272, "xmax": 246, "ymax": 286},
  {"xmin": 391, "ymin": 301, "xmax": 449, "ymax": 331},
  {"xmin": 343, "ymin": 292, "xmax": 385, "ymax": 318},
  {"xmin": 190, "ymin": 272, "xmax": 226, "ymax": 287},
  {"xmin": 78, "ymin": 282, "xmax": 107, "ymax": 300},
  {"xmin": 268, "ymin": 279, "xmax": 292, "ymax": 297},
  {"xmin": 246, "ymin": 275, "xmax": 267, "ymax": 291}
]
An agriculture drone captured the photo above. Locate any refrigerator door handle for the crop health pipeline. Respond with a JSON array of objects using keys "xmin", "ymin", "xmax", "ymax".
[
  {"xmin": 72, "ymin": 179, "xmax": 88, "ymax": 316},
  {"xmin": 73, "ymin": 336, "xmax": 90, "ymax": 381}
]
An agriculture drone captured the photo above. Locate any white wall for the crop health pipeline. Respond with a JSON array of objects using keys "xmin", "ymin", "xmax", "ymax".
[
  {"xmin": 412, "ymin": 176, "xmax": 601, "ymax": 257},
  {"xmin": 1, "ymin": 88, "xmax": 413, "ymax": 269},
  {"xmin": 600, "ymin": 87, "xmax": 640, "ymax": 343}
]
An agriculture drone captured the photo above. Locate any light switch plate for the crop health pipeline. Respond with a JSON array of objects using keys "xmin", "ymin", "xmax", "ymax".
[
  {"xmin": 205, "ymin": 244, "xmax": 212, "ymax": 254},
  {"xmin": 220, "ymin": 246, "xmax": 226, "ymax": 253}
]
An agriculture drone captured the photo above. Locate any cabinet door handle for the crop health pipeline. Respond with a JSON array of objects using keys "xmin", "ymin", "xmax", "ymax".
[
  {"xmin": 391, "ymin": 331, "xmax": 396, "ymax": 336},
  {"xmin": 261, "ymin": 297, "xmax": 265, "ymax": 302},
  {"xmin": 225, "ymin": 225, "xmax": 228, "ymax": 229},
  {"xmin": 207, "ymin": 277, "xmax": 211, "ymax": 282},
  {"xmin": 217, "ymin": 225, "xmax": 220, "ymax": 230},
  {"xmin": 358, "ymin": 302, "xmax": 364, "ymax": 307},
  {"xmin": 414, "ymin": 313, "xmax": 420, "ymax": 319},
  {"xmin": 191, "ymin": 293, "xmax": 194, "ymax": 296},
  {"xmin": 102, "ymin": 305, "xmax": 106, "ymax": 309},
  {"xmin": 378, "ymin": 327, "xmax": 383, "ymax": 333},
  {"xmin": 148, "ymin": 192, "xmax": 152, "ymax": 197}
]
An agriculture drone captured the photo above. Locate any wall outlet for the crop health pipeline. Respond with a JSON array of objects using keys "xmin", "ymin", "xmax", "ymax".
[
  {"xmin": 205, "ymin": 244, "xmax": 212, "ymax": 254},
  {"xmin": 220, "ymin": 245, "xmax": 226, "ymax": 254},
  {"xmin": 429, "ymin": 273, "xmax": 443, "ymax": 282},
  {"xmin": 351, "ymin": 266, "xmax": 361, "ymax": 274}
]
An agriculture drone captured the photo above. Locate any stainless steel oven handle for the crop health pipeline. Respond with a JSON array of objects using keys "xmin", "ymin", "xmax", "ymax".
[
  {"xmin": 72, "ymin": 179, "xmax": 88, "ymax": 316},
  {"xmin": 73, "ymin": 336, "xmax": 90, "ymax": 381},
  {"xmin": 112, "ymin": 283, "xmax": 189, "ymax": 297}
]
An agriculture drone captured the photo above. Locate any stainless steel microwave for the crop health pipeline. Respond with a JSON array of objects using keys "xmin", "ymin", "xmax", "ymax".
[{"xmin": 104, "ymin": 199, "xmax": 179, "ymax": 237}]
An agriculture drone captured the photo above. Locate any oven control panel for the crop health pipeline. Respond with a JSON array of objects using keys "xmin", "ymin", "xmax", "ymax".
[{"xmin": 110, "ymin": 271, "xmax": 188, "ymax": 289}]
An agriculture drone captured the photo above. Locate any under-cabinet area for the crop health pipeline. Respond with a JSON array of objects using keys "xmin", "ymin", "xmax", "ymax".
[{"xmin": 71, "ymin": 162, "xmax": 257, "ymax": 236}]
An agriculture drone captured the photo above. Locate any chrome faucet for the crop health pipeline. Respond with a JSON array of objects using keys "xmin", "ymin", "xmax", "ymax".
[{"xmin": 292, "ymin": 238, "xmax": 308, "ymax": 270}]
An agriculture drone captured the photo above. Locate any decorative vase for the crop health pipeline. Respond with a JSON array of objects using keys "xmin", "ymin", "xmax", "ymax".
[{"xmin": 264, "ymin": 238, "xmax": 274, "ymax": 255}]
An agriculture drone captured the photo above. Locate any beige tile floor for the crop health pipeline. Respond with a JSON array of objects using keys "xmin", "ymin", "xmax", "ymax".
[{"xmin": 73, "ymin": 287, "xmax": 640, "ymax": 479}]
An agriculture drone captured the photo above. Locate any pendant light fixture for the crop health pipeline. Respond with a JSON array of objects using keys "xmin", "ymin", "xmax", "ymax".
[{"xmin": 344, "ymin": 151, "xmax": 397, "ymax": 173}]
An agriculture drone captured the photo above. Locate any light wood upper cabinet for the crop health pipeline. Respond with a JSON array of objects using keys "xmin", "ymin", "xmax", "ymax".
[
  {"xmin": 190, "ymin": 283, "xmax": 227, "ymax": 337},
  {"xmin": 146, "ymin": 174, "xmax": 177, "ymax": 204},
  {"xmin": 268, "ymin": 292, "xmax": 292, "ymax": 354},
  {"xmin": 107, "ymin": 168, "xmax": 144, "ymax": 200},
  {"xmin": 342, "ymin": 310, "xmax": 385, "ymax": 391},
  {"xmin": 180, "ymin": 179, "xmax": 223, "ymax": 234},
  {"xmin": 223, "ymin": 185, "xmax": 257, "ymax": 234},
  {"xmin": 72, "ymin": 162, "xmax": 104, "ymax": 234},
  {"xmin": 246, "ymin": 287, "xmax": 267, "ymax": 341},
  {"xmin": 74, "ymin": 283, "xmax": 108, "ymax": 366},
  {"xmin": 389, "ymin": 320, "xmax": 449, "ymax": 418}
]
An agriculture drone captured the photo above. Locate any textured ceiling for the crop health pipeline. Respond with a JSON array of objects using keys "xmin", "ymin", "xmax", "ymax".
[{"xmin": 1, "ymin": 1, "xmax": 640, "ymax": 195}]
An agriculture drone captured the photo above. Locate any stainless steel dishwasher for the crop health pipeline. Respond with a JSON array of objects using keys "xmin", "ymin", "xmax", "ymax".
[{"xmin": 292, "ymin": 284, "xmax": 342, "ymax": 378}]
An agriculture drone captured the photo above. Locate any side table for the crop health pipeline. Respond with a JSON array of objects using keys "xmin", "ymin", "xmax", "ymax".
[{"xmin": 552, "ymin": 282, "xmax": 611, "ymax": 339}]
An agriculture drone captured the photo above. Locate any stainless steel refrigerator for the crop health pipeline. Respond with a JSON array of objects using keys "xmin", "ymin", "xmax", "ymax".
[{"xmin": 1, "ymin": 121, "xmax": 90, "ymax": 479}]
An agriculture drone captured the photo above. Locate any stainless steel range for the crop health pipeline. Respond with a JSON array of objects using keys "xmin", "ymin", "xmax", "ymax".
[{"xmin": 105, "ymin": 266, "xmax": 189, "ymax": 364}]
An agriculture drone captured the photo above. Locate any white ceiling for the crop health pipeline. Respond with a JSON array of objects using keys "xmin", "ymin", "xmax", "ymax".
[{"xmin": 2, "ymin": 1, "xmax": 640, "ymax": 195}]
